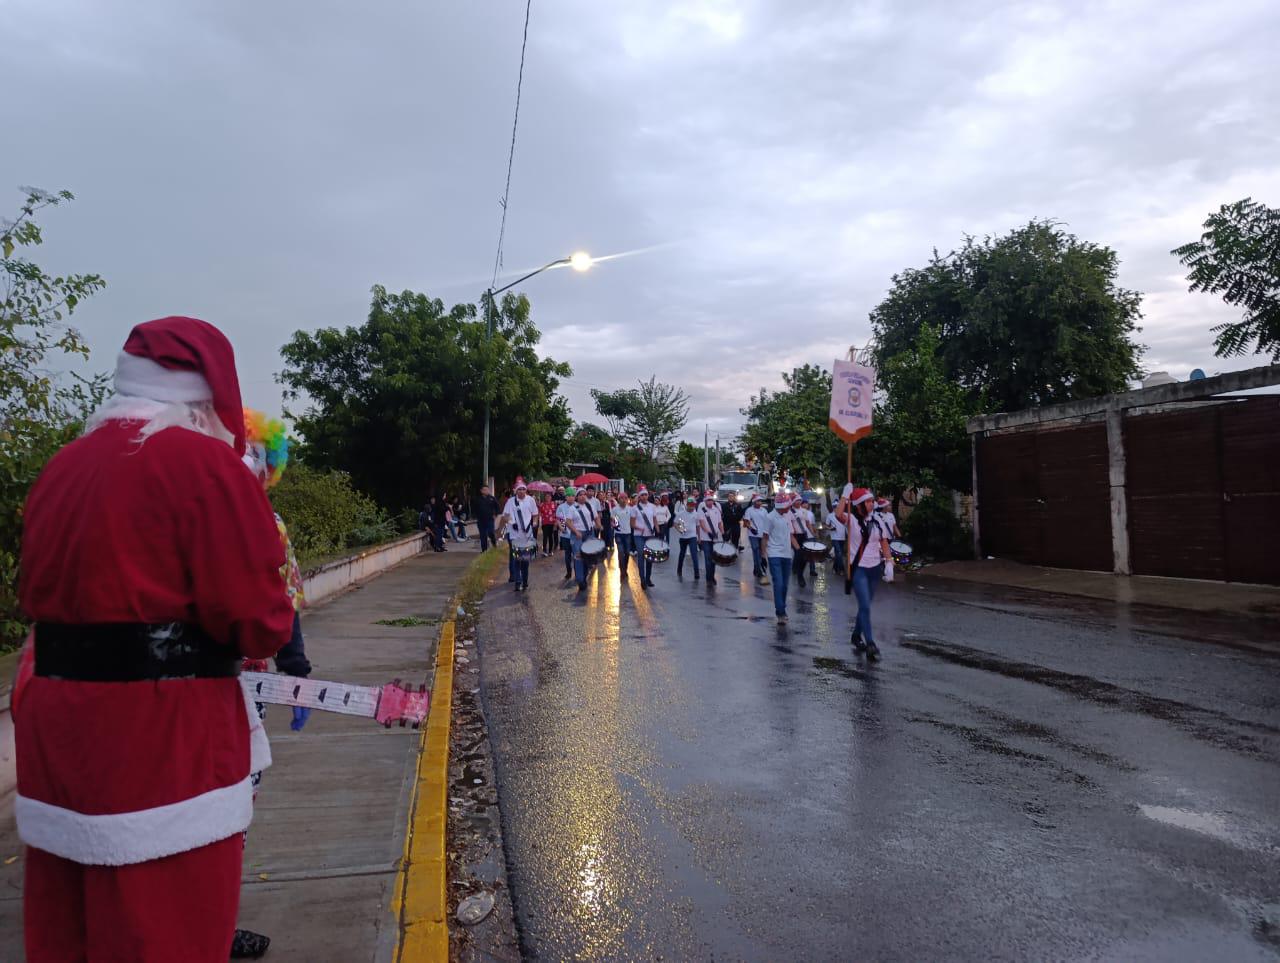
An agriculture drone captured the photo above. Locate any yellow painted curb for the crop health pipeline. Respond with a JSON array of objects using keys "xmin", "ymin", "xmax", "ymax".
[{"xmin": 393, "ymin": 617, "xmax": 455, "ymax": 962}]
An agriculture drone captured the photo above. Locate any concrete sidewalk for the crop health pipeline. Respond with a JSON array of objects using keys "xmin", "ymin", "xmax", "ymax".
[
  {"xmin": 923, "ymin": 558, "xmax": 1280, "ymax": 619},
  {"xmin": 0, "ymin": 541, "xmax": 481, "ymax": 961}
]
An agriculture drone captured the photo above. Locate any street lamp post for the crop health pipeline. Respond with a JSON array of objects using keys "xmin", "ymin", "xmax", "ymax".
[{"xmin": 481, "ymin": 251, "xmax": 592, "ymax": 487}]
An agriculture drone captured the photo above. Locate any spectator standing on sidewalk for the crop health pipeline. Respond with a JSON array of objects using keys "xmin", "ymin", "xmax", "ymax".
[
  {"xmin": 761, "ymin": 493, "xmax": 801, "ymax": 624},
  {"xmin": 430, "ymin": 495, "xmax": 449, "ymax": 552},
  {"xmin": 474, "ymin": 485, "xmax": 500, "ymax": 551}
]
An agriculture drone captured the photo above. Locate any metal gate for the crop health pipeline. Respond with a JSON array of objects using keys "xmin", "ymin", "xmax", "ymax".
[
  {"xmin": 977, "ymin": 422, "xmax": 1112, "ymax": 571},
  {"xmin": 1126, "ymin": 399, "xmax": 1280, "ymax": 584}
]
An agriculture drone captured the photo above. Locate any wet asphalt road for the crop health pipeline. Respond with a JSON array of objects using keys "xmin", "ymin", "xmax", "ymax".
[{"xmin": 474, "ymin": 545, "xmax": 1280, "ymax": 962}]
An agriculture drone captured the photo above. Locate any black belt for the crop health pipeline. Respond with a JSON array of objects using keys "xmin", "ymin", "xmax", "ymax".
[{"xmin": 34, "ymin": 622, "xmax": 241, "ymax": 682}]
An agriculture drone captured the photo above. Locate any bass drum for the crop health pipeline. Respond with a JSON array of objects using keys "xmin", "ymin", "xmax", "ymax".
[
  {"xmin": 643, "ymin": 538, "xmax": 670, "ymax": 563},
  {"xmin": 580, "ymin": 538, "xmax": 606, "ymax": 564},
  {"xmin": 710, "ymin": 541, "xmax": 738, "ymax": 565},
  {"xmin": 888, "ymin": 540, "xmax": 913, "ymax": 566},
  {"xmin": 513, "ymin": 545, "xmax": 538, "ymax": 561},
  {"xmin": 800, "ymin": 539, "xmax": 830, "ymax": 562}
]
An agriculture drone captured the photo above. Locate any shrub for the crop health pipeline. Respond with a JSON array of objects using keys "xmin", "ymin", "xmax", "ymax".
[
  {"xmin": 901, "ymin": 490, "xmax": 971, "ymax": 561},
  {"xmin": 269, "ymin": 464, "xmax": 394, "ymax": 565}
]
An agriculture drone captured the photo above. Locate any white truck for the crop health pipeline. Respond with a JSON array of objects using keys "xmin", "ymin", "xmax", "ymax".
[{"xmin": 715, "ymin": 468, "xmax": 774, "ymax": 510}]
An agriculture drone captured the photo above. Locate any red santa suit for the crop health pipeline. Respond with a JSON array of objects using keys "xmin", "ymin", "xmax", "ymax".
[{"xmin": 14, "ymin": 317, "xmax": 294, "ymax": 962}]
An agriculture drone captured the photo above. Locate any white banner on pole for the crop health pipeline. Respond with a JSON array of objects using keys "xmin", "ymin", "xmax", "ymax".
[{"xmin": 829, "ymin": 359, "xmax": 875, "ymax": 443}]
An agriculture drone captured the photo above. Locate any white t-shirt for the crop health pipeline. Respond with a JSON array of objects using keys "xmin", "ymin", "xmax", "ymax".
[
  {"xmin": 696, "ymin": 503, "xmax": 723, "ymax": 541},
  {"xmin": 743, "ymin": 506, "xmax": 770, "ymax": 537},
  {"xmin": 654, "ymin": 504, "xmax": 671, "ymax": 526},
  {"xmin": 828, "ymin": 510, "xmax": 846, "ymax": 541},
  {"xmin": 631, "ymin": 502, "xmax": 659, "ymax": 537},
  {"xmin": 555, "ymin": 502, "xmax": 576, "ymax": 537},
  {"xmin": 612, "ymin": 503, "xmax": 632, "ymax": 534},
  {"xmin": 847, "ymin": 513, "xmax": 886, "ymax": 568},
  {"xmin": 790, "ymin": 507, "xmax": 815, "ymax": 540},
  {"xmin": 761, "ymin": 510, "xmax": 797, "ymax": 558},
  {"xmin": 503, "ymin": 495, "xmax": 539, "ymax": 536},
  {"xmin": 876, "ymin": 510, "xmax": 898, "ymax": 535},
  {"xmin": 674, "ymin": 507, "xmax": 699, "ymax": 539},
  {"xmin": 566, "ymin": 502, "xmax": 595, "ymax": 539}
]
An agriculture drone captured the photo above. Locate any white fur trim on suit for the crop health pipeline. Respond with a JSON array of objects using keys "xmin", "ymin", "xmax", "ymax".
[
  {"xmin": 114, "ymin": 351, "xmax": 213, "ymax": 403},
  {"xmin": 16, "ymin": 776, "xmax": 254, "ymax": 866},
  {"xmin": 243, "ymin": 677, "xmax": 273, "ymax": 774}
]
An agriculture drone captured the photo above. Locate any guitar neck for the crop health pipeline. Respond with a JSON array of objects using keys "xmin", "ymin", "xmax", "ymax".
[{"xmin": 242, "ymin": 672, "xmax": 382, "ymax": 719}]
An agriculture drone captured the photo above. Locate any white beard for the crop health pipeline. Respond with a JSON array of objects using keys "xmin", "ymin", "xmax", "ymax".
[{"xmin": 85, "ymin": 395, "xmax": 235, "ymax": 448}]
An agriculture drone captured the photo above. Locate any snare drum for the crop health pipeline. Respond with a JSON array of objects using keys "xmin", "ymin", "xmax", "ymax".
[
  {"xmin": 513, "ymin": 545, "xmax": 538, "ymax": 562},
  {"xmin": 580, "ymin": 538, "xmax": 606, "ymax": 564},
  {"xmin": 711, "ymin": 541, "xmax": 738, "ymax": 565},
  {"xmin": 889, "ymin": 540, "xmax": 913, "ymax": 566},
  {"xmin": 643, "ymin": 537, "xmax": 670, "ymax": 562},
  {"xmin": 800, "ymin": 539, "xmax": 830, "ymax": 562}
]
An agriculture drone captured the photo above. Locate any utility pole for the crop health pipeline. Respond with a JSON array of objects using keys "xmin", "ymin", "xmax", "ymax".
[
  {"xmin": 703, "ymin": 424, "xmax": 709, "ymax": 492},
  {"xmin": 715, "ymin": 438, "xmax": 720, "ymax": 486}
]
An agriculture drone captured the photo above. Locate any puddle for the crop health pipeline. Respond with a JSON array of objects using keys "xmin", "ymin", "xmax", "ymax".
[{"xmin": 1137, "ymin": 804, "xmax": 1273, "ymax": 853}]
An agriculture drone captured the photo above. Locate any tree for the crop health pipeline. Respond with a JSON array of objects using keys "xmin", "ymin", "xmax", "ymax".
[
  {"xmin": 1, "ymin": 188, "xmax": 107, "ymax": 646},
  {"xmin": 1172, "ymin": 197, "xmax": 1280, "ymax": 360},
  {"xmin": 856, "ymin": 324, "xmax": 981, "ymax": 498},
  {"xmin": 674, "ymin": 440, "xmax": 703, "ymax": 482},
  {"xmin": 279, "ymin": 286, "xmax": 571, "ymax": 510},
  {"xmin": 590, "ymin": 387, "xmax": 640, "ymax": 451},
  {"xmin": 740, "ymin": 364, "xmax": 845, "ymax": 487},
  {"xmin": 622, "ymin": 376, "xmax": 690, "ymax": 460},
  {"xmin": 871, "ymin": 220, "xmax": 1145, "ymax": 412},
  {"xmin": 564, "ymin": 422, "xmax": 616, "ymax": 476}
]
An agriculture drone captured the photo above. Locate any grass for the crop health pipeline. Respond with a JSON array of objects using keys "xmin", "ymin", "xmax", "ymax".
[
  {"xmin": 375, "ymin": 616, "xmax": 437, "ymax": 627},
  {"xmin": 454, "ymin": 547, "xmax": 508, "ymax": 613}
]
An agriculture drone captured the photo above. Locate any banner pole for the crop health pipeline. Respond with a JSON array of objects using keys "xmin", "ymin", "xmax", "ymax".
[{"xmin": 847, "ymin": 441, "xmax": 853, "ymax": 484}]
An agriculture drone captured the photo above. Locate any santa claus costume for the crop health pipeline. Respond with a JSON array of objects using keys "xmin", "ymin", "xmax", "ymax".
[{"xmin": 14, "ymin": 317, "xmax": 295, "ymax": 962}]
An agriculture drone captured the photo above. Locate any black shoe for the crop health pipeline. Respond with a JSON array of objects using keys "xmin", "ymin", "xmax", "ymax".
[
  {"xmin": 865, "ymin": 641, "xmax": 881, "ymax": 662},
  {"xmin": 797, "ymin": 576, "xmax": 806, "ymax": 588},
  {"xmin": 693, "ymin": 573, "xmax": 700, "ymax": 580},
  {"xmin": 851, "ymin": 630, "xmax": 866, "ymax": 653},
  {"xmin": 231, "ymin": 929, "xmax": 271, "ymax": 959},
  {"xmin": 646, "ymin": 580, "xmax": 656, "ymax": 588}
]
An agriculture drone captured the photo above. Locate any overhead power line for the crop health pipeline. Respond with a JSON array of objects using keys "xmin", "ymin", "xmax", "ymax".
[{"xmin": 490, "ymin": 0, "xmax": 534, "ymax": 289}]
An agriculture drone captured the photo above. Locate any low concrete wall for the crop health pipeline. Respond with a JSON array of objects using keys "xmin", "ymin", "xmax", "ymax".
[
  {"xmin": 0, "ymin": 533, "xmax": 427, "ymax": 824},
  {"xmin": 303, "ymin": 532, "xmax": 428, "ymax": 606}
]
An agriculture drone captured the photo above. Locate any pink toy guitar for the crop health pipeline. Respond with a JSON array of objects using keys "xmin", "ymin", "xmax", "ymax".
[{"xmin": 241, "ymin": 672, "xmax": 430, "ymax": 727}]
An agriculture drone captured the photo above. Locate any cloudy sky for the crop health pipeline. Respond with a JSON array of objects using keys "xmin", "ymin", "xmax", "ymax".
[{"xmin": 6, "ymin": 0, "xmax": 1278, "ymax": 444}]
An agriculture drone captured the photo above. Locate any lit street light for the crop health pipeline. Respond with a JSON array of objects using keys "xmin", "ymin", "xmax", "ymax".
[{"xmin": 481, "ymin": 252, "xmax": 591, "ymax": 487}]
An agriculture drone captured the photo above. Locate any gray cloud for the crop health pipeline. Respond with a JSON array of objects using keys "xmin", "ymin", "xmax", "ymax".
[{"xmin": 4, "ymin": 0, "xmax": 1277, "ymax": 446}]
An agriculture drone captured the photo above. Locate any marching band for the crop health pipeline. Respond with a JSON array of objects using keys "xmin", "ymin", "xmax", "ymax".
[{"xmin": 496, "ymin": 474, "xmax": 912, "ymax": 658}]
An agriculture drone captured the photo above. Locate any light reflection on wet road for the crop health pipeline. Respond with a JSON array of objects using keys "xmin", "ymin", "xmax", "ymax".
[{"xmin": 476, "ymin": 549, "xmax": 1280, "ymax": 961}]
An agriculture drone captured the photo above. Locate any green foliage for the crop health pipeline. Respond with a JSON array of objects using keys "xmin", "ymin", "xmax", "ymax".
[
  {"xmin": 564, "ymin": 422, "xmax": 617, "ymax": 476},
  {"xmin": 621, "ymin": 376, "xmax": 690, "ymax": 460},
  {"xmin": 590, "ymin": 388, "xmax": 640, "ymax": 449},
  {"xmin": 674, "ymin": 440, "xmax": 704, "ymax": 482},
  {"xmin": 277, "ymin": 286, "xmax": 571, "ymax": 511},
  {"xmin": 871, "ymin": 220, "xmax": 1145, "ymax": 413},
  {"xmin": 900, "ymin": 490, "xmax": 971, "ymax": 561},
  {"xmin": 740, "ymin": 364, "xmax": 846, "ymax": 487},
  {"xmin": 269, "ymin": 463, "xmax": 394, "ymax": 565},
  {"xmin": 856, "ymin": 324, "xmax": 981, "ymax": 497},
  {"xmin": 1172, "ymin": 197, "xmax": 1280, "ymax": 360},
  {"xmin": 1, "ymin": 188, "xmax": 107, "ymax": 648}
]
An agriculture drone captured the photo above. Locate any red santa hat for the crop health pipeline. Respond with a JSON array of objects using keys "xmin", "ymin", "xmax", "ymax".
[
  {"xmin": 875, "ymin": 497, "xmax": 891, "ymax": 509},
  {"xmin": 114, "ymin": 316, "xmax": 247, "ymax": 455},
  {"xmin": 704, "ymin": 490, "xmax": 717, "ymax": 501},
  {"xmin": 514, "ymin": 476, "xmax": 527, "ymax": 490},
  {"xmin": 848, "ymin": 487, "xmax": 874, "ymax": 506},
  {"xmin": 775, "ymin": 492, "xmax": 791, "ymax": 508},
  {"xmin": 636, "ymin": 485, "xmax": 649, "ymax": 497}
]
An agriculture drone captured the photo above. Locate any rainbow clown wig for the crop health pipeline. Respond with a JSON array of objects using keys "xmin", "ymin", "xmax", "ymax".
[{"xmin": 242, "ymin": 407, "xmax": 291, "ymax": 487}]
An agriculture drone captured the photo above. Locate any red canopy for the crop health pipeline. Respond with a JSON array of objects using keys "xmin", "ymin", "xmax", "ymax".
[{"xmin": 574, "ymin": 472, "xmax": 609, "ymax": 486}]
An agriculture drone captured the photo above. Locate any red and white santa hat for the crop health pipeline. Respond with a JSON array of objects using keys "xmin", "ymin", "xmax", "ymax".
[
  {"xmin": 704, "ymin": 490, "xmax": 717, "ymax": 501},
  {"xmin": 114, "ymin": 316, "xmax": 247, "ymax": 455},
  {"xmin": 875, "ymin": 497, "xmax": 891, "ymax": 509},
  {"xmin": 636, "ymin": 485, "xmax": 649, "ymax": 497},
  {"xmin": 514, "ymin": 476, "xmax": 527, "ymax": 490},
  {"xmin": 847, "ymin": 486, "xmax": 874, "ymax": 506},
  {"xmin": 775, "ymin": 492, "xmax": 792, "ymax": 508}
]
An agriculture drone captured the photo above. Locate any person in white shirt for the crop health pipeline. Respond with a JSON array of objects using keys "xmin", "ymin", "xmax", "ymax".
[
  {"xmin": 586, "ymin": 487, "xmax": 603, "ymax": 518},
  {"xmin": 674, "ymin": 495, "xmax": 701, "ymax": 580},
  {"xmin": 874, "ymin": 497, "xmax": 902, "ymax": 539},
  {"xmin": 696, "ymin": 491, "xmax": 725, "ymax": 586},
  {"xmin": 629, "ymin": 486, "xmax": 660, "ymax": 589},
  {"xmin": 790, "ymin": 496, "xmax": 817, "ymax": 587},
  {"xmin": 827, "ymin": 495, "xmax": 847, "ymax": 577},
  {"xmin": 566, "ymin": 488, "xmax": 599, "ymax": 592},
  {"xmin": 760, "ymin": 493, "xmax": 801, "ymax": 623},
  {"xmin": 500, "ymin": 477, "xmax": 540, "ymax": 593},
  {"xmin": 612, "ymin": 493, "xmax": 633, "ymax": 578},
  {"xmin": 743, "ymin": 494, "xmax": 771, "ymax": 582},
  {"xmin": 835, "ymin": 485, "xmax": 892, "ymax": 661},
  {"xmin": 653, "ymin": 494, "xmax": 672, "ymax": 544},
  {"xmin": 555, "ymin": 487, "xmax": 578, "ymax": 580}
]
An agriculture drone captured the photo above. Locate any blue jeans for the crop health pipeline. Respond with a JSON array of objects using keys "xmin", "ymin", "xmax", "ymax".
[
  {"xmin": 479, "ymin": 519, "xmax": 496, "ymax": 551},
  {"xmin": 633, "ymin": 532, "xmax": 654, "ymax": 583},
  {"xmin": 561, "ymin": 536, "xmax": 573, "ymax": 575},
  {"xmin": 852, "ymin": 563, "xmax": 883, "ymax": 643},
  {"xmin": 748, "ymin": 535, "xmax": 763, "ymax": 576},
  {"xmin": 616, "ymin": 533, "xmax": 631, "ymax": 573},
  {"xmin": 677, "ymin": 537, "xmax": 700, "ymax": 577},
  {"xmin": 508, "ymin": 540, "xmax": 516, "ymax": 581},
  {"xmin": 832, "ymin": 539, "xmax": 846, "ymax": 574},
  {"xmin": 514, "ymin": 557, "xmax": 530, "ymax": 587},
  {"xmin": 767, "ymin": 556, "xmax": 792, "ymax": 616},
  {"xmin": 700, "ymin": 540, "xmax": 718, "ymax": 582}
]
